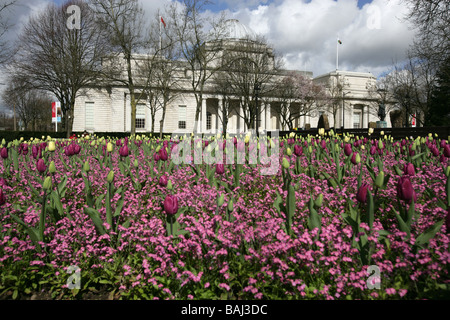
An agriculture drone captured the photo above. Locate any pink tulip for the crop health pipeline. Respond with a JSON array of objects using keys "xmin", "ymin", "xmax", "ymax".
[
  {"xmin": 0, "ymin": 147, "xmax": 8, "ymax": 159},
  {"xmin": 119, "ymin": 145, "xmax": 129, "ymax": 157},
  {"xmin": 444, "ymin": 145, "xmax": 450, "ymax": 158},
  {"xmin": 36, "ymin": 158, "xmax": 47, "ymax": 173},
  {"xmin": 344, "ymin": 144, "xmax": 352, "ymax": 157},
  {"xmin": 216, "ymin": 163, "xmax": 225, "ymax": 175},
  {"xmin": 159, "ymin": 175, "xmax": 168, "ymax": 187},
  {"xmin": 0, "ymin": 188, "xmax": 5, "ymax": 206},
  {"xmin": 356, "ymin": 183, "xmax": 369, "ymax": 203},
  {"xmin": 403, "ymin": 163, "xmax": 415, "ymax": 176},
  {"xmin": 397, "ymin": 176, "xmax": 416, "ymax": 203},
  {"xmin": 164, "ymin": 195, "xmax": 179, "ymax": 215},
  {"xmin": 159, "ymin": 148, "xmax": 168, "ymax": 161},
  {"xmin": 294, "ymin": 145, "xmax": 303, "ymax": 157}
]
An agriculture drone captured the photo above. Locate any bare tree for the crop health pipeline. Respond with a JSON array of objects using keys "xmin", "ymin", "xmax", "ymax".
[
  {"xmin": 272, "ymin": 71, "xmax": 328, "ymax": 130},
  {"xmin": 167, "ymin": 0, "xmax": 228, "ymax": 133},
  {"xmin": 90, "ymin": 0, "xmax": 150, "ymax": 135},
  {"xmin": 402, "ymin": 0, "xmax": 449, "ymax": 73},
  {"xmin": 320, "ymin": 75, "xmax": 350, "ymax": 129},
  {"xmin": 217, "ymin": 35, "xmax": 283, "ymax": 131},
  {"xmin": 10, "ymin": 0, "xmax": 109, "ymax": 137},
  {"xmin": 2, "ymin": 77, "xmax": 53, "ymax": 131},
  {"xmin": 0, "ymin": 0, "xmax": 16, "ymax": 65},
  {"xmin": 139, "ymin": 10, "xmax": 182, "ymax": 137}
]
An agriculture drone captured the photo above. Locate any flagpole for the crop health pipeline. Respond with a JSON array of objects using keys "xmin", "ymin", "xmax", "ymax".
[
  {"xmin": 159, "ymin": 16, "xmax": 162, "ymax": 53},
  {"xmin": 336, "ymin": 36, "xmax": 339, "ymax": 70}
]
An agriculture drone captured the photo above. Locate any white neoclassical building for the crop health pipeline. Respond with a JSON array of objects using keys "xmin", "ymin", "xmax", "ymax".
[{"xmin": 73, "ymin": 19, "xmax": 389, "ymax": 134}]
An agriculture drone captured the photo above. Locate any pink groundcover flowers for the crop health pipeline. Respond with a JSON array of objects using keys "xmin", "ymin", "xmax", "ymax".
[{"xmin": 0, "ymin": 131, "xmax": 449, "ymax": 300}]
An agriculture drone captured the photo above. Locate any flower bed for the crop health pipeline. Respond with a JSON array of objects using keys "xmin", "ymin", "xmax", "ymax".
[{"xmin": 0, "ymin": 131, "xmax": 449, "ymax": 300}]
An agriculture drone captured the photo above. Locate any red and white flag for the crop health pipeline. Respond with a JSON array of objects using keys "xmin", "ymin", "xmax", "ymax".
[{"xmin": 160, "ymin": 16, "xmax": 166, "ymax": 28}]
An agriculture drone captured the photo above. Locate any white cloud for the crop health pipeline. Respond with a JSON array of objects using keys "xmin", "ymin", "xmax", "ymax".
[{"xmin": 228, "ymin": 0, "xmax": 415, "ymax": 78}]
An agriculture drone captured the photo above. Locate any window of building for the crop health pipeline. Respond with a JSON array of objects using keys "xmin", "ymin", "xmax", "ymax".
[
  {"xmin": 178, "ymin": 105, "xmax": 187, "ymax": 130},
  {"xmin": 136, "ymin": 104, "xmax": 146, "ymax": 129},
  {"xmin": 85, "ymin": 102, "xmax": 94, "ymax": 130},
  {"xmin": 353, "ymin": 112, "xmax": 361, "ymax": 129},
  {"xmin": 206, "ymin": 111, "xmax": 212, "ymax": 130}
]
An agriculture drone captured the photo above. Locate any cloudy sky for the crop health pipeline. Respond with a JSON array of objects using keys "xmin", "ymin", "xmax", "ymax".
[{"xmin": 0, "ymin": 0, "xmax": 416, "ymax": 112}]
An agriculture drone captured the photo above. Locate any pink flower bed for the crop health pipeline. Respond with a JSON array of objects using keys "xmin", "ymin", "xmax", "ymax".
[{"xmin": 0, "ymin": 132, "xmax": 449, "ymax": 300}]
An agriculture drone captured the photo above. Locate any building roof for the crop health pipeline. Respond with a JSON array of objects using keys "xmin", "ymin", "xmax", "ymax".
[{"xmin": 220, "ymin": 19, "xmax": 257, "ymax": 41}]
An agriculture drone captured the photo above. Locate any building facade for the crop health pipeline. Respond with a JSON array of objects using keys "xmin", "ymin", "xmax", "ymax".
[{"xmin": 73, "ymin": 19, "xmax": 388, "ymax": 134}]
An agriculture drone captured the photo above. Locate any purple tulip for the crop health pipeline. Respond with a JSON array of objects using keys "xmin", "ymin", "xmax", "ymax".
[
  {"xmin": 116, "ymin": 139, "xmax": 122, "ymax": 147},
  {"xmin": 65, "ymin": 144, "xmax": 75, "ymax": 157},
  {"xmin": 320, "ymin": 140, "xmax": 327, "ymax": 149},
  {"xmin": 153, "ymin": 152, "xmax": 160, "ymax": 161},
  {"xmin": 397, "ymin": 176, "xmax": 416, "ymax": 203},
  {"xmin": 0, "ymin": 147, "xmax": 7, "ymax": 159},
  {"xmin": 444, "ymin": 145, "xmax": 450, "ymax": 158},
  {"xmin": 119, "ymin": 145, "xmax": 129, "ymax": 157},
  {"xmin": 0, "ymin": 177, "xmax": 7, "ymax": 187},
  {"xmin": 439, "ymin": 154, "xmax": 446, "ymax": 163},
  {"xmin": 22, "ymin": 144, "xmax": 28, "ymax": 156},
  {"xmin": 73, "ymin": 144, "xmax": 81, "ymax": 155},
  {"xmin": 216, "ymin": 163, "xmax": 225, "ymax": 175},
  {"xmin": 440, "ymin": 140, "xmax": 447, "ymax": 149},
  {"xmin": 356, "ymin": 183, "xmax": 369, "ymax": 203},
  {"xmin": 159, "ymin": 175, "xmax": 168, "ymax": 187},
  {"xmin": 164, "ymin": 195, "xmax": 179, "ymax": 215},
  {"xmin": 32, "ymin": 145, "xmax": 39, "ymax": 159},
  {"xmin": 159, "ymin": 148, "xmax": 168, "ymax": 161},
  {"xmin": 370, "ymin": 146, "xmax": 377, "ymax": 156},
  {"xmin": 0, "ymin": 188, "xmax": 5, "ymax": 206},
  {"xmin": 403, "ymin": 163, "xmax": 415, "ymax": 176},
  {"xmin": 344, "ymin": 144, "xmax": 352, "ymax": 157},
  {"xmin": 36, "ymin": 158, "xmax": 47, "ymax": 173},
  {"xmin": 294, "ymin": 145, "xmax": 303, "ymax": 157}
]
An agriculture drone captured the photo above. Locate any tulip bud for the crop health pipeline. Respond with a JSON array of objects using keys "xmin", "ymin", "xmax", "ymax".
[
  {"xmin": 282, "ymin": 157, "xmax": 290, "ymax": 169},
  {"xmin": 0, "ymin": 147, "xmax": 7, "ymax": 159},
  {"xmin": 227, "ymin": 199, "xmax": 234, "ymax": 212},
  {"xmin": 314, "ymin": 193, "xmax": 323, "ymax": 207},
  {"xmin": 217, "ymin": 193, "xmax": 225, "ymax": 207},
  {"xmin": 378, "ymin": 139, "xmax": 383, "ymax": 150},
  {"xmin": 48, "ymin": 141, "xmax": 56, "ymax": 152},
  {"xmin": 286, "ymin": 147, "xmax": 292, "ymax": 156},
  {"xmin": 167, "ymin": 179, "xmax": 173, "ymax": 190},
  {"xmin": 107, "ymin": 170, "xmax": 114, "ymax": 183},
  {"xmin": 49, "ymin": 161, "xmax": 56, "ymax": 174},
  {"xmin": 308, "ymin": 146, "xmax": 313, "ymax": 154},
  {"xmin": 344, "ymin": 144, "xmax": 352, "ymax": 157},
  {"xmin": 43, "ymin": 176, "xmax": 52, "ymax": 190},
  {"xmin": 83, "ymin": 161, "xmax": 90, "ymax": 172},
  {"xmin": 375, "ymin": 171, "xmax": 384, "ymax": 188},
  {"xmin": 107, "ymin": 142, "xmax": 113, "ymax": 153}
]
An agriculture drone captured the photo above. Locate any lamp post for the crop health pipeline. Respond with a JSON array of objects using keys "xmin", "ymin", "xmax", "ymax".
[{"xmin": 254, "ymin": 81, "xmax": 261, "ymax": 134}]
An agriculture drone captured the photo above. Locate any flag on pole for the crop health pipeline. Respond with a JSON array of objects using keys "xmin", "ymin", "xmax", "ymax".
[
  {"xmin": 161, "ymin": 16, "xmax": 166, "ymax": 28},
  {"xmin": 338, "ymin": 39, "xmax": 342, "ymax": 44}
]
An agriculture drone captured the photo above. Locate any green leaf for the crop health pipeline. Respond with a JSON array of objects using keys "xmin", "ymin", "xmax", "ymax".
[
  {"xmin": 84, "ymin": 207, "xmax": 106, "ymax": 235},
  {"xmin": 394, "ymin": 209, "xmax": 410, "ymax": 238},
  {"xmin": 415, "ymin": 220, "xmax": 444, "ymax": 247},
  {"xmin": 114, "ymin": 197, "xmax": 125, "ymax": 217},
  {"xmin": 367, "ymin": 190, "xmax": 374, "ymax": 230}
]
